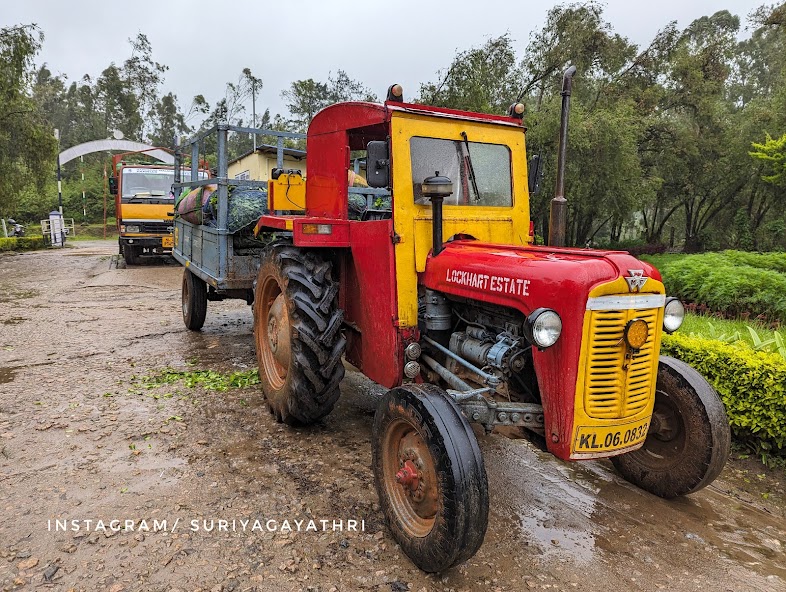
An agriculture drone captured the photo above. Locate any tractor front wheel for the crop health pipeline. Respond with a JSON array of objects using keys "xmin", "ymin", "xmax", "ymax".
[
  {"xmin": 253, "ymin": 244, "xmax": 345, "ymax": 425},
  {"xmin": 372, "ymin": 384, "xmax": 489, "ymax": 572},
  {"xmin": 612, "ymin": 356, "xmax": 730, "ymax": 498}
]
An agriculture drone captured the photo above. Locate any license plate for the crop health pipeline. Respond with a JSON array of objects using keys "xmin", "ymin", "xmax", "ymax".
[
  {"xmin": 162, "ymin": 236, "xmax": 173, "ymax": 248},
  {"xmin": 572, "ymin": 418, "xmax": 649, "ymax": 456}
]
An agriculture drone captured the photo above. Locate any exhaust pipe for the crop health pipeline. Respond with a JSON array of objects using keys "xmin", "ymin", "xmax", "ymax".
[{"xmin": 548, "ymin": 65, "xmax": 577, "ymax": 247}]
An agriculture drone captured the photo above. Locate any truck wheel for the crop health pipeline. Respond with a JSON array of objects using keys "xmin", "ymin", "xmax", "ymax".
[
  {"xmin": 372, "ymin": 384, "xmax": 489, "ymax": 572},
  {"xmin": 253, "ymin": 245, "xmax": 345, "ymax": 425},
  {"xmin": 123, "ymin": 245, "xmax": 140, "ymax": 266},
  {"xmin": 611, "ymin": 356, "xmax": 730, "ymax": 498},
  {"xmin": 182, "ymin": 268, "xmax": 207, "ymax": 331}
]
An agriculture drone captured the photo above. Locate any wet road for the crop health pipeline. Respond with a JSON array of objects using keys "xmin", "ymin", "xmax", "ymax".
[{"xmin": 0, "ymin": 240, "xmax": 784, "ymax": 592}]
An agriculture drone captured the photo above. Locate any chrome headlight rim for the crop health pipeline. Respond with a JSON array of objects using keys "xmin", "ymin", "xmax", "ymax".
[
  {"xmin": 524, "ymin": 308, "xmax": 562, "ymax": 350},
  {"xmin": 125, "ymin": 224, "xmax": 141, "ymax": 234},
  {"xmin": 663, "ymin": 297, "xmax": 685, "ymax": 334}
]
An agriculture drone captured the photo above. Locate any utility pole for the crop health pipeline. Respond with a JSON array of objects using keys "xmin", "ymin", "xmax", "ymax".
[
  {"xmin": 243, "ymin": 68, "xmax": 262, "ymax": 153},
  {"xmin": 54, "ymin": 128, "xmax": 65, "ymax": 246},
  {"xmin": 80, "ymin": 155, "xmax": 87, "ymax": 221},
  {"xmin": 54, "ymin": 129, "xmax": 63, "ymax": 216},
  {"xmin": 252, "ymin": 78, "xmax": 257, "ymax": 152}
]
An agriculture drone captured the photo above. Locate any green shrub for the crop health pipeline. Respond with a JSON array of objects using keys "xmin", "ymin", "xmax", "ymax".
[
  {"xmin": 658, "ymin": 251, "xmax": 786, "ymax": 323},
  {"xmin": 721, "ymin": 250, "xmax": 786, "ymax": 274},
  {"xmin": 661, "ymin": 332, "xmax": 786, "ymax": 457},
  {"xmin": 0, "ymin": 236, "xmax": 47, "ymax": 252}
]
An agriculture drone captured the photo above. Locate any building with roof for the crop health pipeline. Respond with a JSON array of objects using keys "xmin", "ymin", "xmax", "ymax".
[{"xmin": 227, "ymin": 144, "xmax": 307, "ymax": 182}]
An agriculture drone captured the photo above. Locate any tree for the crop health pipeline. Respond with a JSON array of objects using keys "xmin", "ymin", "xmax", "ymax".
[
  {"xmin": 124, "ymin": 33, "xmax": 168, "ymax": 140},
  {"xmin": 149, "ymin": 92, "xmax": 189, "ymax": 148},
  {"xmin": 0, "ymin": 24, "xmax": 57, "ymax": 217},
  {"xmin": 418, "ymin": 34, "xmax": 523, "ymax": 114},
  {"xmin": 750, "ymin": 133, "xmax": 786, "ymax": 187},
  {"xmin": 282, "ymin": 70, "xmax": 376, "ymax": 130}
]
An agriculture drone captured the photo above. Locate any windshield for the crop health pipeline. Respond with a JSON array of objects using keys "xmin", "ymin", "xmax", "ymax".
[
  {"xmin": 121, "ymin": 167, "xmax": 207, "ymax": 199},
  {"xmin": 410, "ymin": 137, "xmax": 512, "ymax": 207}
]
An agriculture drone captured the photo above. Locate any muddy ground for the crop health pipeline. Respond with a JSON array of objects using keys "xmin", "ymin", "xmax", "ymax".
[{"xmin": 1, "ymin": 240, "xmax": 785, "ymax": 592}]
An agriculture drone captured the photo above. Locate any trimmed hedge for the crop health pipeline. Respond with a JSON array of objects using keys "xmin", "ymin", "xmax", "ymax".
[
  {"xmin": 661, "ymin": 332, "xmax": 786, "ymax": 455},
  {"xmin": 0, "ymin": 236, "xmax": 47, "ymax": 252},
  {"xmin": 658, "ymin": 251, "xmax": 786, "ymax": 323}
]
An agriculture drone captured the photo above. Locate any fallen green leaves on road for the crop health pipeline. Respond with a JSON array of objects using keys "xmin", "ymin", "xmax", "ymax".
[{"xmin": 133, "ymin": 367, "xmax": 260, "ymax": 392}]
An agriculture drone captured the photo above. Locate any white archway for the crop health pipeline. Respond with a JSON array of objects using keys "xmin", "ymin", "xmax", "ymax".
[{"xmin": 59, "ymin": 140, "xmax": 173, "ymax": 166}]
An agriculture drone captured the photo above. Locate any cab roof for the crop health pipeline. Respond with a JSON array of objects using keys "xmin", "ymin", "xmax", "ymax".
[{"xmin": 308, "ymin": 101, "xmax": 524, "ymax": 136}]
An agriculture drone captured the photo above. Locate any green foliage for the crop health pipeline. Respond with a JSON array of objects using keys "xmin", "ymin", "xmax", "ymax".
[
  {"xmin": 281, "ymin": 70, "xmax": 377, "ymax": 131},
  {"xmin": 418, "ymin": 34, "xmax": 523, "ymax": 114},
  {"xmin": 0, "ymin": 25, "xmax": 57, "ymax": 217},
  {"xmin": 655, "ymin": 250, "xmax": 786, "ymax": 322},
  {"xmin": 681, "ymin": 313, "xmax": 786, "ymax": 359},
  {"xmin": 661, "ymin": 332, "xmax": 786, "ymax": 457},
  {"xmin": 750, "ymin": 132, "xmax": 786, "ymax": 186},
  {"xmin": 136, "ymin": 367, "xmax": 260, "ymax": 392},
  {"xmin": 0, "ymin": 236, "xmax": 46, "ymax": 252}
]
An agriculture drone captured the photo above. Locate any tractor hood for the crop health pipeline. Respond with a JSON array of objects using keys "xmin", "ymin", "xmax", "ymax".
[
  {"xmin": 421, "ymin": 239, "xmax": 662, "ymax": 315},
  {"xmin": 421, "ymin": 239, "xmax": 665, "ymax": 460}
]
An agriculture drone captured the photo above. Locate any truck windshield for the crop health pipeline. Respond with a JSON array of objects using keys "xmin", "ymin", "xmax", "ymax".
[
  {"xmin": 410, "ymin": 137, "xmax": 512, "ymax": 207},
  {"xmin": 121, "ymin": 168, "xmax": 206, "ymax": 199}
]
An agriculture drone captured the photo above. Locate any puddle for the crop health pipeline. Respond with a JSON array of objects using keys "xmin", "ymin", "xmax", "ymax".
[
  {"xmin": 0, "ymin": 367, "xmax": 16, "ymax": 384},
  {"xmin": 518, "ymin": 505, "xmax": 596, "ymax": 561}
]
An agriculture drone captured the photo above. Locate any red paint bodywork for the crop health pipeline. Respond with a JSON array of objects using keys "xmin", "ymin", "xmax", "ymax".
[
  {"xmin": 421, "ymin": 240, "xmax": 662, "ymax": 459},
  {"xmin": 255, "ymin": 100, "xmax": 664, "ymax": 461},
  {"xmin": 340, "ymin": 219, "xmax": 406, "ymax": 388}
]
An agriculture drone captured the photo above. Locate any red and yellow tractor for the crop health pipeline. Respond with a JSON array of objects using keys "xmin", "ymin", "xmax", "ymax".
[{"xmin": 187, "ymin": 74, "xmax": 730, "ymax": 572}]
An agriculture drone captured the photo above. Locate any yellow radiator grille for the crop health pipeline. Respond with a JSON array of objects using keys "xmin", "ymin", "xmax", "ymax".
[{"xmin": 584, "ymin": 307, "xmax": 659, "ymax": 419}]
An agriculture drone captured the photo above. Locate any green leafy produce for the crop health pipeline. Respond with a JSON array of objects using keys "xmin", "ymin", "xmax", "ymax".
[{"xmin": 136, "ymin": 368, "xmax": 260, "ymax": 392}]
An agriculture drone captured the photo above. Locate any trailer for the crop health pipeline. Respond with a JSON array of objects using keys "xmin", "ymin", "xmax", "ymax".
[{"xmin": 172, "ymin": 125, "xmax": 307, "ymax": 328}]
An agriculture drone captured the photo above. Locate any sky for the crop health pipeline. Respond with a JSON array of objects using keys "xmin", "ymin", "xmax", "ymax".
[{"xmin": 2, "ymin": 0, "xmax": 766, "ymax": 128}]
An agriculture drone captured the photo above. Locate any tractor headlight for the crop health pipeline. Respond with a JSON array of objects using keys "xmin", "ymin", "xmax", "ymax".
[
  {"xmin": 125, "ymin": 224, "xmax": 141, "ymax": 233},
  {"xmin": 663, "ymin": 297, "xmax": 685, "ymax": 334},
  {"xmin": 524, "ymin": 308, "xmax": 562, "ymax": 349}
]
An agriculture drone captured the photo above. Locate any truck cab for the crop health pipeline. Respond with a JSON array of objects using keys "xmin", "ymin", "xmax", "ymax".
[{"xmin": 111, "ymin": 155, "xmax": 207, "ymax": 265}]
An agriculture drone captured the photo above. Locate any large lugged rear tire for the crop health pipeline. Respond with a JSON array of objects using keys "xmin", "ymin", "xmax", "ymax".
[
  {"xmin": 611, "ymin": 356, "xmax": 730, "ymax": 498},
  {"xmin": 372, "ymin": 384, "xmax": 489, "ymax": 572},
  {"xmin": 182, "ymin": 268, "xmax": 207, "ymax": 331},
  {"xmin": 253, "ymin": 244, "xmax": 345, "ymax": 425}
]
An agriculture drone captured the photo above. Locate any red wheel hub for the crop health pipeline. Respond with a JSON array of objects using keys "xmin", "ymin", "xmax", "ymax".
[{"xmin": 395, "ymin": 460, "xmax": 420, "ymax": 491}]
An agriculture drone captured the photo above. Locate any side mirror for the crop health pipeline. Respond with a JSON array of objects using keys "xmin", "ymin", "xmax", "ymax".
[
  {"xmin": 366, "ymin": 141, "xmax": 390, "ymax": 188},
  {"xmin": 528, "ymin": 154, "xmax": 543, "ymax": 196},
  {"xmin": 108, "ymin": 177, "xmax": 118, "ymax": 195}
]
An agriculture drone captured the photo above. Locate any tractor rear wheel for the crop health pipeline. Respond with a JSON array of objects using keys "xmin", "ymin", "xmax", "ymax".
[
  {"xmin": 372, "ymin": 384, "xmax": 489, "ymax": 572},
  {"xmin": 253, "ymin": 244, "xmax": 345, "ymax": 425},
  {"xmin": 182, "ymin": 268, "xmax": 208, "ymax": 331},
  {"xmin": 611, "ymin": 356, "xmax": 730, "ymax": 498}
]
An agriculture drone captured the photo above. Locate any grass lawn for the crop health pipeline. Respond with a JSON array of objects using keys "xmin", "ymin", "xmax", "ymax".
[
  {"xmin": 680, "ymin": 313, "xmax": 786, "ymax": 358},
  {"xmin": 69, "ymin": 222, "xmax": 118, "ymax": 241},
  {"xmin": 639, "ymin": 253, "xmax": 684, "ymax": 271}
]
